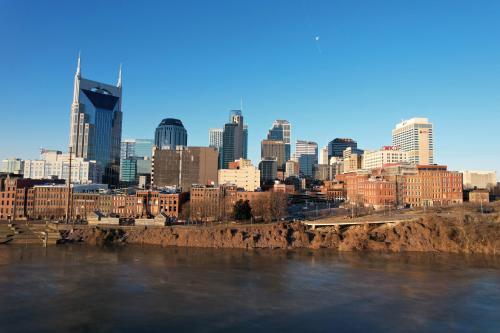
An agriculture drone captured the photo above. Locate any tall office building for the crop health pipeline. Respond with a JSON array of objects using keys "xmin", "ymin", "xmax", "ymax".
[
  {"xmin": 267, "ymin": 120, "xmax": 291, "ymax": 162},
  {"xmin": 222, "ymin": 110, "xmax": 244, "ymax": 169},
  {"xmin": 151, "ymin": 146, "xmax": 218, "ymax": 191},
  {"xmin": 328, "ymin": 138, "xmax": 357, "ymax": 159},
  {"xmin": 120, "ymin": 139, "xmax": 154, "ymax": 183},
  {"xmin": 295, "ymin": 140, "xmax": 318, "ymax": 177},
  {"xmin": 69, "ymin": 54, "xmax": 122, "ymax": 185},
  {"xmin": 243, "ymin": 125, "xmax": 248, "ymax": 159},
  {"xmin": 392, "ymin": 118, "xmax": 434, "ymax": 165},
  {"xmin": 209, "ymin": 128, "xmax": 224, "ymax": 168},
  {"xmin": 319, "ymin": 146, "xmax": 329, "ymax": 165},
  {"xmin": 259, "ymin": 158, "xmax": 278, "ymax": 185},
  {"xmin": 154, "ymin": 118, "xmax": 187, "ymax": 150},
  {"xmin": 209, "ymin": 128, "xmax": 223, "ymax": 149},
  {"xmin": 261, "ymin": 140, "xmax": 287, "ymax": 171}
]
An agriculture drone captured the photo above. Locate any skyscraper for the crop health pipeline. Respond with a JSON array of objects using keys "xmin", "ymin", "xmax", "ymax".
[
  {"xmin": 328, "ymin": 138, "xmax": 357, "ymax": 159},
  {"xmin": 320, "ymin": 146, "xmax": 329, "ymax": 165},
  {"xmin": 222, "ymin": 110, "xmax": 244, "ymax": 168},
  {"xmin": 69, "ymin": 54, "xmax": 122, "ymax": 185},
  {"xmin": 243, "ymin": 125, "xmax": 248, "ymax": 159},
  {"xmin": 119, "ymin": 139, "xmax": 154, "ymax": 183},
  {"xmin": 267, "ymin": 120, "xmax": 291, "ymax": 162},
  {"xmin": 295, "ymin": 140, "xmax": 318, "ymax": 177},
  {"xmin": 392, "ymin": 118, "xmax": 434, "ymax": 165},
  {"xmin": 209, "ymin": 128, "xmax": 224, "ymax": 168},
  {"xmin": 154, "ymin": 118, "xmax": 187, "ymax": 150},
  {"xmin": 209, "ymin": 128, "xmax": 223, "ymax": 149},
  {"xmin": 261, "ymin": 140, "xmax": 286, "ymax": 171}
]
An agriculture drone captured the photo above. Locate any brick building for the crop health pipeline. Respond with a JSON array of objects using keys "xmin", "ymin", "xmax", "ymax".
[{"xmin": 336, "ymin": 165, "xmax": 463, "ymax": 208}]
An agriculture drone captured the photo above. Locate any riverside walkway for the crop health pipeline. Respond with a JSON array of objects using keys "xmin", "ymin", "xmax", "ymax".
[{"xmin": 303, "ymin": 215, "xmax": 420, "ymax": 230}]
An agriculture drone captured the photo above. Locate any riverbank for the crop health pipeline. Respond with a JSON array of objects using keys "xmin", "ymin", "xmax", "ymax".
[{"xmin": 65, "ymin": 208, "xmax": 500, "ymax": 254}]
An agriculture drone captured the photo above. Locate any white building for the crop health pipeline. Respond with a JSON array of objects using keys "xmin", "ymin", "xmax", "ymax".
[
  {"xmin": 218, "ymin": 159, "xmax": 260, "ymax": 191},
  {"xmin": 285, "ymin": 160, "xmax": 300, "ymax": 178},
  {"xmin": 461, "ymin": 170, "xmax": 497, "ymax": 190},
  {"xmin": 1, "ymin": 158, "xmax": 24, "ymax": 174},
  {"xmin": 392, "ymin": 118, "xmax": 434, "ymax": 165},
  {"xmin": 23, "ymin": 149, "xmax": 101, "ymax": 184},
  {"xmin": 362, "ymin": 146, "xmax": 409, "ymax": 170},
  {"xmin": 320, "ymin": 146, "xmax": 329, "ymax": 165},
  {"xmin": 208, "ymin": 128, "xmax": 223, "ymax": 149}
]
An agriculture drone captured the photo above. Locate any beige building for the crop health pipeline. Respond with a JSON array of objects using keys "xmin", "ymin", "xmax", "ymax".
[
  {"xmin": 285, "ymin": 160, "xmax": 300, "ymax": 178},
  {"xmin": 320, "ymin": 146, "xmax": 329, "ymax": 165},
  {"xmin": 342, "ymin": 147, "xmax": 363, "ymax": 173},
  {"xmin": 461, "ymin": 170, "xmax": 497, "ymax": 190},
  {"xmin": 218, "ymin": 159, "xmax": 260, "ymax": 191},
  {"xmin": 392, "ymin": 118, "xmax": 433, "ymax": 165},
  {"xmin": 362, "ymin": 146, "xmax": 409, "ymax": 170}
]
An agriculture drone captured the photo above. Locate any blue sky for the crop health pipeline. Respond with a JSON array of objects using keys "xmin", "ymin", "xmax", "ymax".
[{"xmin": 1, "ymin": 0, "xmax": 499, "ymax": 178}]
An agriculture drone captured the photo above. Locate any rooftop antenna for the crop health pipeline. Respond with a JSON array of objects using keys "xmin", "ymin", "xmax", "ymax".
[
  {"xmin": 117, "ymin": 63, "xmax": 122, "ymax": 88},
  {"xmin": 240, "ymin": 96, "xmax": 243, "ymax": 112},
  {"xmin": 76, "ymin": 51, "xmax": 81, "ymax": 77}
]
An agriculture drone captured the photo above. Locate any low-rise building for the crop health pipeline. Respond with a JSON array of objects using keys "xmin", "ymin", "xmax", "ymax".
[
  {"xmin": 336, "ymin": 165, "xmax": 463, "ymax": 208},
  {"xmin": 469, "ymin": 190, "xmax": 489, "ymax": 204},
  {"xmin": 23, "ymin": 149, "xmax": 101, "ymax": 184},
  {"xmin": 218, "ymin": 159, "xmax": 260, "ymax": 191}
]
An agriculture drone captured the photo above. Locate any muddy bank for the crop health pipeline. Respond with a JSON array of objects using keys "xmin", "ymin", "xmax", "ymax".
[{"xmin": 65, "ymin": 213, "xmax": 500, "ymax": 254}]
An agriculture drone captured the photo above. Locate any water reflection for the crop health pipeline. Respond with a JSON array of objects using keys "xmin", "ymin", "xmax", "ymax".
[{"xmin": 0, "ymin": 246, "xmax": 498, "ymax": 333}]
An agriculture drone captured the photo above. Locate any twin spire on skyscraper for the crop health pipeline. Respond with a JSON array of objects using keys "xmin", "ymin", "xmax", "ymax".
[{"xmin": 74, "ymin": 52, "xmax": 122, "ymax": 88}]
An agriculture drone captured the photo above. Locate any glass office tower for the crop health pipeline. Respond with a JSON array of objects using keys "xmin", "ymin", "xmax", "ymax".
[{"xmin": 69, "ymin": 55, "xmax": 123, "ymax": 185}]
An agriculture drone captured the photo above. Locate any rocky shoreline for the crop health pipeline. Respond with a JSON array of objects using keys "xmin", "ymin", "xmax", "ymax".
[{"xmin": 65, "ymin": 211, "xmax": 500, "ymax": 254}]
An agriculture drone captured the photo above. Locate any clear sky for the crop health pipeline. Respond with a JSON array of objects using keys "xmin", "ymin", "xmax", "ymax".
[{"xmin": 1, "ymin": 0, "xmax": 499, "ymax": 178}]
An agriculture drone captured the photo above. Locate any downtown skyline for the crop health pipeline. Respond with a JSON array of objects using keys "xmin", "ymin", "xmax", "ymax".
[{"xmin": 1, "ymin": 1, "xmax": 499, "ymax": 178}]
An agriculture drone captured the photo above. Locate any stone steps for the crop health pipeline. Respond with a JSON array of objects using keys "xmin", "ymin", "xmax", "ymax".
[{"xmin": 0, "ymin": 223, "xmax": 61, "ymax": 246}]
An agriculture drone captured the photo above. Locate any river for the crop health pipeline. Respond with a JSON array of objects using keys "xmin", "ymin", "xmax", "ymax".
[{"xmin": 0, "ymin": 245, "xmax": 499, "ymax": 332}]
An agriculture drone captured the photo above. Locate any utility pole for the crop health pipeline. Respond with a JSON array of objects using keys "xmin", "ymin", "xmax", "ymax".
[{"xmin": 66, "ymin": 146, "xmax": 73, "ymax": 225}]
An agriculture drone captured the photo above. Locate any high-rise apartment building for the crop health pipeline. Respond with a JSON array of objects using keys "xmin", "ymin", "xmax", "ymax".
[
  {"xmin": 69, "ymin": 54, "xmax": 122, "ymax": 185},
  {"xmin": 328, "ymin": 138, "xmax": 357, "ymax": 159},
  {"xmin": 267, "ymin": 120, "xmax": 291, "ymax": 162},
  {"xmin": 151, "ymin": 146, "xmax": 218, "ymax": 191},
  {"xmin": 392, "ymin": 118, "xmax": 434, "ymax": 165},
  {"xmin": 295, "ymin": 140, "xmax": 318, "ymax": 177},
  {"xmin": 222, "ymin": 110, "xmax": 244, "ymax": 168},
  {"xmin": 261, "ymin": 140, "xmax": 287, "ymax": 171},
  {"xmin": 154, "ymin": 118, "xmax": 187, "ymax": 150}
]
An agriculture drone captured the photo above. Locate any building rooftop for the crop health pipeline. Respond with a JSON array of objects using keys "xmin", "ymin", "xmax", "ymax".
[{"xmin": 158, "ymin": 118, "xmax": 184, "ymax": 127}]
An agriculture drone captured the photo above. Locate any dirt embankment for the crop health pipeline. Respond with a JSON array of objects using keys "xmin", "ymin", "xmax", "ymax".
[{"xmin": 65, "ymin": 211, "xmax": 500, "ymax": 254}]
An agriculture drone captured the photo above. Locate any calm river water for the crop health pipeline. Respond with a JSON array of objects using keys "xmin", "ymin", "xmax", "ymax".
[{"xmin": 0, "ymin": 245, "xmax": 499, "ymax": 332}]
